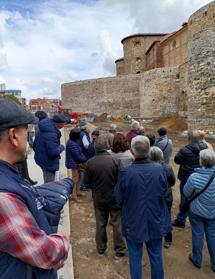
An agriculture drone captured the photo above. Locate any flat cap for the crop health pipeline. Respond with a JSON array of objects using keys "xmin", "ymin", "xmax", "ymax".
[
  {"xmin": 53, "ymin": 114, "xmax": 71, "ymax": 123},
  {"xmin": 0, "ymin": 99, "xmax": 37, "ymax": 129},
  {"xmin": 79, "ymin": 119, "xmax": 87, "ymax": 127}
]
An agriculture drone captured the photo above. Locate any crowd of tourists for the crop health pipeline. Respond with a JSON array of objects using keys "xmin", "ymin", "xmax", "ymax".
[{"xmin": 0, "ymin": 98, "xmax": 215, "ymax": 279}]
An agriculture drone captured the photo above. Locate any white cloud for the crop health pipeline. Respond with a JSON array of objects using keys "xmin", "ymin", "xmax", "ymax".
[{"xmin": 0, "ymin": 0, "xmax": 212, "ymax": 100}]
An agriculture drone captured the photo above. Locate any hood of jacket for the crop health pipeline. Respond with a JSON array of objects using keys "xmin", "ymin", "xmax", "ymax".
[{"xmin": 39, "ymin": 118, "xmax": 60, "ymax": 134}]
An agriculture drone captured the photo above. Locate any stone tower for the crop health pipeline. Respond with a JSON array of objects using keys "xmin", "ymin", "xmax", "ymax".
[
  {"xmin": 121, "ymin": 34, "xmax": 166, "ymax": 74},
  {"xmin": 187, "ymin": 0, "xmax": 215, "ymax": 132}
]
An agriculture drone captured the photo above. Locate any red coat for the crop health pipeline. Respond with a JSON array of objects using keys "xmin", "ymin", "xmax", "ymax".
[{"xmin": 126, "ymin": 130, "xmax": 140, "ymax": 146}]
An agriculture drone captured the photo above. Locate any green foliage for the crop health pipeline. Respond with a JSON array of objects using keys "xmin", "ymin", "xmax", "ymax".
[{"xmin": 0, "ymin": 94, "xmax": 21, "ymax": 105}]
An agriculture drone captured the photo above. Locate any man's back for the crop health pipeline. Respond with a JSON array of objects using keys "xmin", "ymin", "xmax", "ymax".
[
  {"xmin": 115, "ymin": 160, "xmax": 171, "ymax": 242},
  {"xmin": 34, "ymin": 118, "xmax": 63, "ymax": 172},
  {"xmin": 84, "ymin": 150, "xmax": 121, "ymax": 209},
  {"xmin": 155, "ymin": 135, "xmax": 173, "ymax": 164},
  {"xmin": 174, "ymin": 141, "xmax": 208, "ymax": 183}
]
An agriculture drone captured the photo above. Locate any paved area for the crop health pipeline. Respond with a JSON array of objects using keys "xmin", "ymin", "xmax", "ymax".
[{"xmin": 27, "ymin": 141, "xmax": 74, "ymax": 279}]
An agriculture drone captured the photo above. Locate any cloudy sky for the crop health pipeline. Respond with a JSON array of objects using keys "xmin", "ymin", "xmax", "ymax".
[{"xmin": 0, "ymin": 0, "xmax": 212, "ymax": 100}]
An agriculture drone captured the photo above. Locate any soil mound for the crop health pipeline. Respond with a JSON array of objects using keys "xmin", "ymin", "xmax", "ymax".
[{"xmin": 146, "ymin": 117, "xmax": 187, "ymax": 133}]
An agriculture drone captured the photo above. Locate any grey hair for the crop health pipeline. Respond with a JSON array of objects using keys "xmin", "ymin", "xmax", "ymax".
[
  {"xmin": 95, "ymin": 134, "xmax": 109, "ymax": 151},
  {"xmin": 131, "ymin": 121, "xmax": 140, "ymax": 130},
  {"xmin": 149, "ymin": 146, "xmax": 163, "ymax": 163},
  {"xmin": 188, "ymin": 130, "xmax": 200, "ymax": 143},
  {"xmin": 131, "ymin": 135, "xmax": 150, "ymax": 158},
  {"xmin": 200, "ymin": 149, "xmax": 215, "ymax": 167}
]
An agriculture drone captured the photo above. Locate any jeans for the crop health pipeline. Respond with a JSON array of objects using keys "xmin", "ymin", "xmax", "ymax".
[
  {"xmin": 126, "ymin": 238, "xmax": 164, "ymax": 279},
  {"xmin": 94, "ymin": 206, "xmax": 126, "ymax": 255},
  {"xmin": 42, "ymin": 170, "xmax": 56, "ymax": 183},
  {"xmin": 176, "ymin": 181, "xmax": 188, "ymax": 224},
  {"xmin": 189, "ymin": 211, "xmax": 215, "ymax": 269}
]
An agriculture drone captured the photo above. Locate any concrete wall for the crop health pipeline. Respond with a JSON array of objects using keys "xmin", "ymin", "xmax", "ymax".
[
  {"xmin": 62, "ymin": 75, "xmax": 141, "ymax": 118},
  {"xmin": 187, "ymin": 1, "xmax": 215, "ymax": 131},
  {"xmin": 139, "ymin": 67, "xmax": 180, "ymax": 119}
]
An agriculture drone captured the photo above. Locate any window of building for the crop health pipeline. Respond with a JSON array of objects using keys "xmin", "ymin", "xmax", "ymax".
[
  {"xmin": 136, "ymin": 57, "xmax": 141, "ymax": 61},
  {"xmin": 172, "ymin": 40, "xmax": 176, "ymax": 47},
  {"xmin": 134, "ymin": 40, "xmax": 141, "ymax": 46},
  {"xmin": 136, "ymin": 71, "xmax": 140, "ymax": 74}
]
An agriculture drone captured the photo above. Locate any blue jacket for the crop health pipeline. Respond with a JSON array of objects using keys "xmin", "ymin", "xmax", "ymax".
[
  {"xmin": 34, "ymin": 118, "xmax": 64, "ymax": 172},
  {"xmin": 0, "ymin": 160, "xmax": 73, "ymax": 279},
  {"xmin": 65, "ymin": 139, "xmax": 86, "ymax": 169},
  {"xmin": 184, "ymin": 167, "xmax": 215, "ymax": 219},
  {"xmin": 115, "ymin": 159, "xmax": 171, "ymax": 243},
  {"xmin": 80, "ymin": 130, "xmax": 95, "ymax": 159},
  {"xmin": 36, "ymin": 178, "xmax": 74, "ymax": 232}
]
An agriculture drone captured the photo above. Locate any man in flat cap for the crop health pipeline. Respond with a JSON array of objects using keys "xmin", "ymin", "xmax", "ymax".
[
  {"xmin": 34, "ymin": 113, "xmax": 70, "ymax": 183},
  {"xmin": 0, "ymin": 99, "xmax": 70, "ymax": 278}
]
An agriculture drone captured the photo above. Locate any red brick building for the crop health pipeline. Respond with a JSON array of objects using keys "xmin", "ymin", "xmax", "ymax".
[{"xmin": 29, "ymin": 98, "xmax": 62, "ymax": 116}]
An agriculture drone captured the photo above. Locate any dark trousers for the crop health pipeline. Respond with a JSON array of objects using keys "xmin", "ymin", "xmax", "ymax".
[
  {"xmin": 94, "ymin": 206, "xmax": 126, "ymax": 255},
  {"xmin": 176, "ymin": 181, "xmax": 188, "ymax": 224},
  {"xmin": 165, "ymin": 201, "xmax": 172, "ymax": 243}
]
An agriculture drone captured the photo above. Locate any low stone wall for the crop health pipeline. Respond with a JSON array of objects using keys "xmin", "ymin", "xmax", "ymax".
[{"xmin": 62, "ymin": 74, "xmax": 141, "ymax": 118}]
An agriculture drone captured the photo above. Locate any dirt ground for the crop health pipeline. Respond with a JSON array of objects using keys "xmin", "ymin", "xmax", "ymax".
[{"xmin": 68, "ymin": 118, "xmax": 215, "ymax": 279}]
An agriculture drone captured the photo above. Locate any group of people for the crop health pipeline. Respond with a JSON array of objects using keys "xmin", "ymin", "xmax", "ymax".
[
  {"xmin": 0, "ymin": 98, "xmax": 215, "ymax": 279},
  {"xmin": 64, "ymin": 118, "xmax": 215, "ymax": 278}
]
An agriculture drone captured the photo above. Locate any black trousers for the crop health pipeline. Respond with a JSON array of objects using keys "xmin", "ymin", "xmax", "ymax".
[{"xmin": 94, "ymin": 206, "xmax": 126, "ymax": 255}]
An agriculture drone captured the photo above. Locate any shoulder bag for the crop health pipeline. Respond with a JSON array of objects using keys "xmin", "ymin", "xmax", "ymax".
[{"xmin": 180, "ymin": 170, "xmax": 215, "ymax": 214}]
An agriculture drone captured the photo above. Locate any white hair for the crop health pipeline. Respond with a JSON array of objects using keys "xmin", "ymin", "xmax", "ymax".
[
  {"xmin": 131, "ymin": 121, "xmax": 140, "ymax": 130},
  {"xmin": 200, "ymin": 149, "xmax": 215, "ymax": 167},
  {"xmin": 149, "ymin": 146, "xmax": 163, "ymax": 163},
  {"xmin": 131, "ymin": 136, "xmax": 150, "ymax": 158}
]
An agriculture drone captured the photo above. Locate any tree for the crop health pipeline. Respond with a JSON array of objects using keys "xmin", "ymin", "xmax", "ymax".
[{"xmin": 0, "ymin": 94, "xmax": 21, "ymax": 105}]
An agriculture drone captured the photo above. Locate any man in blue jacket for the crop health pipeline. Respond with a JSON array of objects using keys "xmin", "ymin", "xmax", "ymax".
[
  {"xmin": 115, "ymin": 135, "xmax": 171, "ymax": 279},
  {"xmin": 34, "ymin": 114, "xmax": 70, "ymax": 183}
]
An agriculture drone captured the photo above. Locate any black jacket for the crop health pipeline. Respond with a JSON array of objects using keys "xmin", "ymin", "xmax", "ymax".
[{"xmin": 174, "ymin": 141, "xmax": 207, "ymax": 183}]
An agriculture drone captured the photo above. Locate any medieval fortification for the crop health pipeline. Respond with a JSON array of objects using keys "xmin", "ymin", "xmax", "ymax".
[{"xmin": 62, "ymin": 1, "xmax": 215, "ymax": 132}]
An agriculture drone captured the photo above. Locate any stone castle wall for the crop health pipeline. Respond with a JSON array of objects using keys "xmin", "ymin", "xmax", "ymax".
[
  {"xmin": 61, "ymin": 1, "xmax": 215, "ymax": 132},
  {"xmin": 161, "ymin": 26, "xmax": 188, "ymax": 68},
  {"xmin": 187, "ymin": 1, "xmax": 215, "ymax": 131},
  {"xmin": 62, "ymin": 75, "xmax": 141, "ymax": 118},
  {"xmin": 139, "ymin": 67, "xmax": 180, "ymax": 119},
  {"xmin": 123, "ymin": 35, "xmax": 166, "ymax": 74},
  {"xmin": 177, "ymin": 62, "xmax": 188, "ymax": 117}
]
